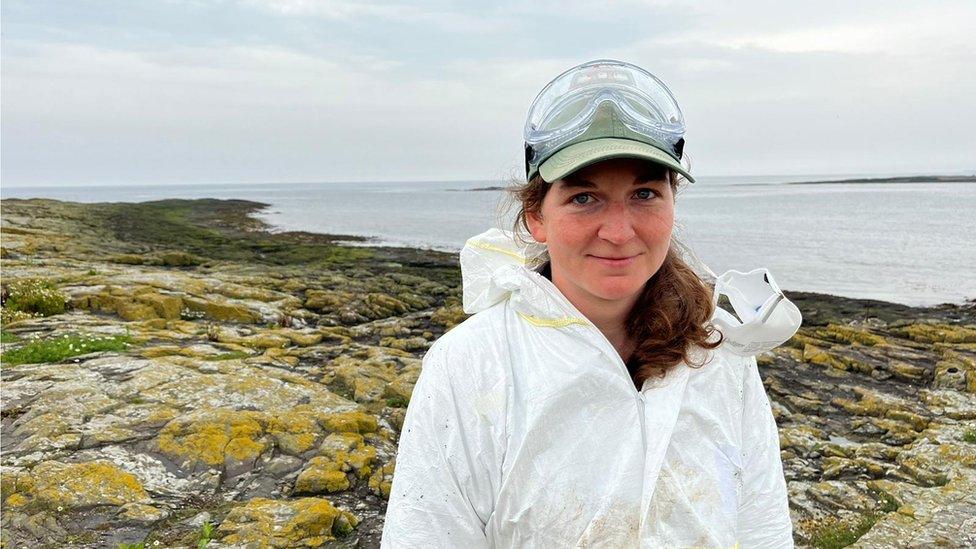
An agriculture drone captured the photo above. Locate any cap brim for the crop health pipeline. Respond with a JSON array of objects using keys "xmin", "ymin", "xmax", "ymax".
[{"xmin": 538, "ymin": 137, "xmax": 695, "ymax": 184}]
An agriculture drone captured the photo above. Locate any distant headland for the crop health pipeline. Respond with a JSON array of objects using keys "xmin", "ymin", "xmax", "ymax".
[{"xmin": 786, "ymin": 175, "xmax": 976, "ymax": 185}]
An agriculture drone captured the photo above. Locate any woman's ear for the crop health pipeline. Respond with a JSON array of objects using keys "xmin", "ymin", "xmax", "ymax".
[{"xmin": 525, "ymin": 210, "xmax": 547, "ymax": 244}]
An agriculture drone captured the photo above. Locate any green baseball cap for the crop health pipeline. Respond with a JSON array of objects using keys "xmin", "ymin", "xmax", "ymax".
[{"xmin": 534, "ymin": 101, "xmax": 694, "ymax": 184}]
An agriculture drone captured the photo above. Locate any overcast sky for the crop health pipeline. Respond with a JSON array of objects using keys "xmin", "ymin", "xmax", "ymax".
[{"xmin": 2, "ymin": 0, "xmax": 974, "ymax": 186}]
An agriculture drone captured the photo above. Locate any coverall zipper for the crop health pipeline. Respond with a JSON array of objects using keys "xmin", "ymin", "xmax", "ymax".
[{"xmin": 581, "ymin": 323, "xmax": 650, "ymax": 534}]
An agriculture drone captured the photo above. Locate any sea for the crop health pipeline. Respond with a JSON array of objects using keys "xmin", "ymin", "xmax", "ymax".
[{"xmin": 3, "ymin": 175, "xmax": 974, "ymax": 307}]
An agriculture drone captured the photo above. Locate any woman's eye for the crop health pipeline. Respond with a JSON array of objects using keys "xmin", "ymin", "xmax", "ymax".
[{"xmin": 570, "ymin": 193, "xmax": 592, "ymax": 205}]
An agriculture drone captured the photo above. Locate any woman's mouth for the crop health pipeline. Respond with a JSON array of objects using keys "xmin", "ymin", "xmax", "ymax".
[{"xmin": 589, "ymin": 254, "xmax": 638, "ymax": 267}]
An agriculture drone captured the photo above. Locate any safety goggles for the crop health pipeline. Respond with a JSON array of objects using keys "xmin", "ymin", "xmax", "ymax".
[{"xmin": 523, "ymin": 59, "xmax": 693, "ymax": 183}]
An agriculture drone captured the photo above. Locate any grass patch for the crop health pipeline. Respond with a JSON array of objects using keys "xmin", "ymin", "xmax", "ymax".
[
  {"xmin": 0, "ymin": 308, "xmax": 34, "ymax": 325},
  {"xmin": 386, "ymin": 395, "xmax": 410, "ymax": 408},
  {"xmin": 197, "ymin": 520, "xmax": 215, "ymax": 548},
  {"xmin": 3, "ymin": 278, "xmax": 68, "ymax": 316},
  {"xmin": 807, "ymin": 486, "xmax": 898, "ymax": 548},
  {"xmin": 1, "ymin": 331, "xmax": 132, "ymax": 366},
  {"xmin": 875, "ymin": 491, "xmax": 900, "ymax": 513},
  {"xmin": 963, "ymin": 429, "xmax": 976, "ymax": 444},
  {"xmin": 0, "ymin": 331, "xmax": 19, "ymax": 344},
  {"xmin": 64, "ymin": 532, "xmax": 99, "ymax": 545},
  {"xmin": 808, "ymin": 514, "xmax": 877, "ymax": 548}
]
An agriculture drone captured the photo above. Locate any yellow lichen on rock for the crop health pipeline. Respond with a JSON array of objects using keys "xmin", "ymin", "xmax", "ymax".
[
  {"xmin": 25, "ymin": 461, "xmax": 150, "ymax": 510},
  {"xmin": 894, "ymin": 323, "xmax": 976, "ymax": 344},
  {"xmin": 117, "ymin": 302, "xmax": 159, "ymax": 321},
  {"xmin": 817, "ymin": 324, "xmax": 888, "ymax": 347},
  {"xmin": 5, "ymin": 493, "xmax": 30, "ymax": 508},
  {"xmin": 136, "ymin": 292, "xmax": 183, "ymax": 319},
  {"xmin": 890, "ymin": 360, "xmax": 928, "ymax": 381},
  {"xmin": 379, "ymin": 336, "xmax": 429, "ymax": 351},
  {"xmin": 318, "ymin": 432, "xmax": 377, "ymax": 479},
  {"xmin": 368, "ymin": 461, "xmax": 395, "ymax": 499},
  {"xmin": 265, "ymin": 410, "xmax": 322, "ymax": 456},
  {"xmin": 278, "ymin": 329, "xmax": 324, "ymax": 347},
  {"xmin": 933, "ymin": 350, "xmax": 976, "ymax": 393},
  {"xmin": 294, "ymin": 456, "xmax": 351, "ymax": 494},
  {"xmin": 182, "ymin": 296, "xmax": 260, "ymax": 323},
  {"xmin": 239, "ymin": 333, "xmax": 291, "ymax": 350},
  {"xmin": 384, "ymin": 371, "xmax": 418, "ymax": 407},
  {"xmin": 157, "ymin": 409, "xmax": 268, "ymax": 468},
  {"xmin": 217, "ymin": 497, "xmax": 358, "ymax": 547},
  {"xmin": 803, "ymin": 344, "xmax": 848, "ymax": 371},
  {"xmin": 304, "ymin": 289, "xmax": 353, "ymax": 312},
  {"xmin": 156, "ymin": 405, "xmax": 380, "ymax": 469},
  {"xmin": 327, "ymin": 354, "xmax": 399, "ymax": 404},
  {"xmin": 319, "ymin": 411, "xmax": 378, "ymax": 434},
  {"xmin": 779, "ymin": 424, "xmax": 827, "ymax": 457},
  {"xmin": 430, "ymin": 304, "xmax": 468, "ymax": 330},
  {"xmin": 71, "ymin": 286, "xmax": 185, "ymax": 322}
]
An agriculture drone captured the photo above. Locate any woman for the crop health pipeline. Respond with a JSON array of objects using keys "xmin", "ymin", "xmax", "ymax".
[{"xmin": 381, "ymin": 59, "xmax": 802, "ymax": 548}]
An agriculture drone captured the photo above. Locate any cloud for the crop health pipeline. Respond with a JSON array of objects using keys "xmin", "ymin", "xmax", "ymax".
[
  {"xmin": 666, "ymin": 3, "xmax": 974, "ymax": 55},
  {"xmin": 2, "ymin": 1, "xmax": 973, "ymax": 185},
  {"xmin": 1, "ymin": 39, "xmax": 538, "ymax": 184},
  {"xmin": 240, "ymin": 0, "xmax": 514, "ymax": 33}
]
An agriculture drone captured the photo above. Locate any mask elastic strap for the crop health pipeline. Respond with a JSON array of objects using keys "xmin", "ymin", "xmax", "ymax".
[{"xmin": 759, "ymin": 293, "xmax": 785, "ymax": 323}]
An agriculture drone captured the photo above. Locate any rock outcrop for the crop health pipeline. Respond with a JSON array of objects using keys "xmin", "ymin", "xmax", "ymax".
[{"xmin": 1, "ymin": 197, "xmax": 973, "ymax": 548}]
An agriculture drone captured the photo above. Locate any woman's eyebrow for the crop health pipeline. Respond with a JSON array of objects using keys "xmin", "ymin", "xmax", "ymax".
[
  {"xmin": 636, "ymin": 172, "xmax": 668, "ymax": 184},
  {"xmin": 559, "ymin": 174, "xmax": 667, "ymax": 189},
  {"xmin": 558, "ymin": 176, "xmax": 596, "ymax": 189}
]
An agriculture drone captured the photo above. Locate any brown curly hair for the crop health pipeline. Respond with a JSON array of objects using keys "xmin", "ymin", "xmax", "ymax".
[{"xmin": 506, "ymin": 165, "xmax": 723, "ymax": 388}]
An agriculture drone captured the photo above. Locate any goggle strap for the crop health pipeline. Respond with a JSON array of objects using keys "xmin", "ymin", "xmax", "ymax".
[{"xmin": 674, "ymin": 138, "xmax": 684, "ymax": 160}]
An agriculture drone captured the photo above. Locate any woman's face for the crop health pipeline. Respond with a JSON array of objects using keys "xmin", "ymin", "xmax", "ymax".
[{"xmin": 527, "ymin": 157, "xmax": 675, "ymax": 313}]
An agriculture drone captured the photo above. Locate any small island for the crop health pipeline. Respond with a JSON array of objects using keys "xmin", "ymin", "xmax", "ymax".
[{"xmin": 787, "ymin": 175, "xmax": 976, "ymax": 185}]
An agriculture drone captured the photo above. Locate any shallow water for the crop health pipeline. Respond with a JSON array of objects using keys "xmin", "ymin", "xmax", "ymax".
[{"xmin": 4, "ymin": 176, "xmax": 974, "ymax": 306}]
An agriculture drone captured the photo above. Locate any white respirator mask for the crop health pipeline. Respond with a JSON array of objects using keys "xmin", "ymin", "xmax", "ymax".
[{"xmin": 710, "ymin": 268, "xmax": 803, "ymax": 356}]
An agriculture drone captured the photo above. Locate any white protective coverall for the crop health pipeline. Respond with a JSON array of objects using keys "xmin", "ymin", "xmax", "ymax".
[{"xmin": 381, "ymin": 228, "xmax": 794, "ymax": 548}]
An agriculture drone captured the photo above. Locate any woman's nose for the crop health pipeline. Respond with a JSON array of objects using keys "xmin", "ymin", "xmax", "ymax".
[{"xmin": 596, "ymin": 202, "xmax": 637, "ymax": 244}]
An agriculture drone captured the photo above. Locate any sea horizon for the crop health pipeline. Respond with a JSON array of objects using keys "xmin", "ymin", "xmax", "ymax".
[{"xmin": 3, "ymin": 173, "xmax": 975, "ymax": 308}]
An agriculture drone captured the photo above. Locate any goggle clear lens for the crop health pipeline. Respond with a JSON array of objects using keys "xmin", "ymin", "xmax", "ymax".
[{"xmin": 524, "ymin": 59, "xmax": 686, "ymax": 164}]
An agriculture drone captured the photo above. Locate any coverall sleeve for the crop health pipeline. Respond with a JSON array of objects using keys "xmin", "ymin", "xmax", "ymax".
[
  {"xmin": 380, "ymin": 338, "xmax": 500, "ymax": 548},
  {"xmin": 737, "ymin": 355, "xmax": 794, "ymax": 548}
]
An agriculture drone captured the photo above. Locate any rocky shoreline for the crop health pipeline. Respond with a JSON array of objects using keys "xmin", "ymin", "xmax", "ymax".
[{"xmin": 1, "ymin": 197, "xmax": 974, "ymax": 548}]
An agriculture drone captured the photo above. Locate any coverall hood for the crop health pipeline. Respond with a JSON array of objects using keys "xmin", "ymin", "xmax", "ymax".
[{"xmin": 461, "ymin": 227, "xmax": 596, "ymax": 329}]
